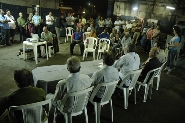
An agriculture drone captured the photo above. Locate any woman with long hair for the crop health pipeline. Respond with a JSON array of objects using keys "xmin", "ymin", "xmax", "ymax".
[
  {"xmin": 164, "ymin": 25, "xmax": 181, "ymax": 74},
  {"xmin": 27, "ymin": 12, "xmax": 34, "ymax": 37}
]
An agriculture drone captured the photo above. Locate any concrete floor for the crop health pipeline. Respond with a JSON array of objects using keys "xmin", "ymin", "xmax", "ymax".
[{"xmin": 0, "ymin": 35, "xmax": 185, "ymax": 123}]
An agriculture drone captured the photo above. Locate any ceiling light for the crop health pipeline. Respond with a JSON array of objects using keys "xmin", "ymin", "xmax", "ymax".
[
  {"xmin": 166, "ymin": 6, "xmax": 175, "ymax": 10},
  {"xmin": 133, "ymin": 7, "xmax": 138, "ymax": 10}
]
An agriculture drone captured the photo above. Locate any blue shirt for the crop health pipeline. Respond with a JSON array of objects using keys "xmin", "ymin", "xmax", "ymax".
[
  {"xmin": 0, "ymin": 14, "xmax": 10, "ymax": 29},
  {"xmin": 32, "ymin": 15, "xmax": 41, "ymax": 25},
  {"xmin": 99, "ymin": 33, "xmax": 110, "ymax": 39},
  {"xmin": 169, "ymin": 36, "xmax": 180, "ymax": 50},
  {"xmin": 73, "ymin": 32, "xmax": 83, "ymax": 40}
]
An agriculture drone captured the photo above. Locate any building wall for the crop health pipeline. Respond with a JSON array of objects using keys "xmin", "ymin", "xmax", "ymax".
[{"xmin": 0, "ymin": 0, "xmax": 59, "ymax": 9}]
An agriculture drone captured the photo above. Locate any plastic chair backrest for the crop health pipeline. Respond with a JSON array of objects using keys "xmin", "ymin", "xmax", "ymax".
[
  {"xmin": 119, "ymin": 69, "xmax": 142, "ymax": 88},
  {"xmin": 9, "ymin": 99, "xmax": 52, "ymax": 123},
  {"xmin": 66, "ymin": 27, "xmax": 73, "ymax": 36},
  {"xmin": 143, "ymin": 67, "xmax": 161, "ymax": 84},
  {"xmin": 83, "ymin": 32, "xmax": 91, "ymax": 41},
  {"xmin": 61, "ymin": 86, "xmax": 94, "ymax": 113},
  {"xmin": 98, "ymin": 38, "xmax": 111, "ymax": 51},
  {"xmin": 90, "ymin": 80, "xmax": 118, "ymax": 103},
  {"xmin": 158, "ymin": 61, "xmax": 167, "ymax": 75},
  {"xmin": 84, "ymin": 37, "xmax": 97, "ymax": 49}
]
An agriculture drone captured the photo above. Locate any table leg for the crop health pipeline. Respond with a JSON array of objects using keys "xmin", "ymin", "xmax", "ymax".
[
  {"xmin": 34, "ymin": 44, "xmax": 38, "ymax": 64},
  {"xmin": 45, "ymin": 43, "xmax": 48, "ymax": 60},
  {"xmin": 23, "ymin": 43, "xmax": 26, "ymax": 60}
]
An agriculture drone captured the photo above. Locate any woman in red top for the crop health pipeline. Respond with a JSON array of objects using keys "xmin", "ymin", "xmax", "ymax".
[{"xmin": 144, "ymin": 25, "xmax": 154, "ymax": 53}]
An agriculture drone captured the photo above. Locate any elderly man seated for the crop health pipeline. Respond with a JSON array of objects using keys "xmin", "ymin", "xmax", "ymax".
[
  {"xmin": 70, "ymin": 28, "xmax": 84, "ymax": 55},
  {"xmin": 139, "ymin": 47, "xmax": 161, "ymax": 82},
  {"xmin": 50, "ymin": 56, "xmax": 92, "ymax": 122},
  {"xmin": 113, "ymin": 43, "xmax": 140, "ymax": 87},
  {"xmin": 154, "ymin": 41, "xmax": 167, "ymax": 64},
  {"xmin": 91, "ymin": 51, "xmax": 119, "ymax": 102}
]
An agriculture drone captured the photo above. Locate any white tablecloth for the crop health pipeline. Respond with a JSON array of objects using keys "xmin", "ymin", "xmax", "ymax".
[{"xmin": 32, "ymin": 60, "xmax": 102, "ymax": 94}]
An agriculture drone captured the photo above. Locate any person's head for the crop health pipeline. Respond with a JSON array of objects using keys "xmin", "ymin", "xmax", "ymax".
[
  {"xmin": 116, "ymin": 16, "xmax": 120, "ymax": 20},
  {"xmin": 149, "ymin": 47, "xmax": 159, "ymax": 58},
  {"xmin": 103, "ymin": 51, "xmax": 115, "ymax": 66},
  {"xmin": 173, "ymin": 25, "xmax": 181, "ymax": 35},
  {"xmin": 0, "ymin": 9, "xmax": 4, "ymax": 15},
  {"xmin": 124, "ymin": 43, "xmax": 136, "ymax": 54},
  {"xmin": 19, "ymin": 12, "xmax": 23, "ymax": 17},
  {"xmin": 35, "ymin": 11, "xmax": 38, "ymax": 16},
  {"xmin": 43, "ymin": 26, "xmax": 48, "ymax": 33},
  {"xmin": 103, "ymin": 28, "xmax": 108, "ymax": 33},
  {"xmin": 91, "ymin": 28, "xmax": 95, "ymax": 33},
  {"xmin": 6, "ymin": 9, "xmax": 11, "ymax": 16},
  {"xmin": 100, "ymin": 17, "xmax": 103, "ymax": 20},
  {"xmin": 128, "ymin": 20, "xmax": 131, "ymax": 24},
  {"xmin": 124, "ymin": 32, "xmax": 130, "ymax": 38},
  {"xmin": 49, "ymin": 12, "xmax": 52, "ymax": 16},
  {"xmin": 14, "ymin": 68, "xmax": 33, "ymax": 88},
  {"xmin": 67, "ymin": 56, "xmax": 81, "ymax": 73},
  {"xmin": 115, "ymin": 33, "xmax": 119, "ymax": 38},
  {"xmin": 154, "ymin": 42, "xmax": 165, "ymax": 50},
  {"xmin": 76, "ymin": 27, "xmax": 80, "ymax": 32}
]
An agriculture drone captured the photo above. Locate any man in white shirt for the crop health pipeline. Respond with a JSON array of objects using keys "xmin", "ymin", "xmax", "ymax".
[
  {"xmin": 45, "ymin": 12, "xmax": 54, "ymax": 33},
  {"xmin": 5, "ymin": 9, "xmax": 16, "ymax": 43},
  {"xmin": 52, "ymin": 56, "xmax": 92, "ymax": 115},
  {"xmin": 125, "ymin": 20, "xmax": 132, "ymax": 33},
  {"xmin": 114, "ymin": 16, "xmax": 121, "ymax": 32},
  {"xmin": 113, "ymin": 43, "xmax": 140, "ymax": 87},
  {"xmin": 105, "ymin": 17, "xmax": 112, "ymax": 33},
  {"xmin": 66, "ymin": 13, "xmax": 72, "ymax": 27},
  {"xmin": 121, "ymin": 32, "xmax": 131, "ymax": 50}
]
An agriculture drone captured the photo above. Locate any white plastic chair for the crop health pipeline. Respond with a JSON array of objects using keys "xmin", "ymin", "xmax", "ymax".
[
  {"xmin": 89, "ymin": 80, "xmax": 119, "ymax": 123},
  {"xmin": 97, "ymin": 38, "xmax": 110, "ymax": 60},
  {"xmin": 65, "ymin": 27, "xmax": 73, "ymax": 42},
  {"xmin": 137, "ymin": 67, "xmax": 161, "ymax": 102},
  {"xmin": 48, "ymin": 46, "xmax": 54, "ymax": 57},
  {"xmin": 154, "ymin": 61, "xmax": 167, "ymax": 90},
  {"xmin": 82, "ymin": 37, "xmax": 98, "ymax": 60},
  {"xmin": 9, "ymin": 99, "xmax": 52, "ymax": 123},
  {"xmin": 116, "ymin": 69, "xmax": 142, "ymax": 109},
  {"xmin": 56, "ymin": 86, "xmax": 94, "ymax": 123},
  {"xmin": 83, "ymin": 32, "xmax": 91, "ymax": 41}
]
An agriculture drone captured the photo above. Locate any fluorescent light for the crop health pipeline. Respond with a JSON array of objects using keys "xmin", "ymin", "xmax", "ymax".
[
  {"xmin": 166, "ymin": 6, "xmax": 175, "ymax": 10},
  {"xmin": 83, "ymin": 11, "xmax": 85, "ymax": 14},
  {"xmin": 133, "ymin": 7, "xmax": 138, "ymax": 10}
]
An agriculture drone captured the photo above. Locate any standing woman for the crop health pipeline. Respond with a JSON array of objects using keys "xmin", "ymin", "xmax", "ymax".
[
  {"xmin": 144, "ymin": 25, "xmax": 154, "ymax": 53},
  {"xmin": 27, "ymin": 12, "xmax": 34, "ymax": 37},
  {"xmin": 151, "ymin": 25, "xmax": 160, "ymax": 47},
  {"xmin": 164, "ymin": 26, "xmax": 181, "ymax": 74}
]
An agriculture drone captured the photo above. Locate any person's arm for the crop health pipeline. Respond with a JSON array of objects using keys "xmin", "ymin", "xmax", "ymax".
[
  {"xmin": 168, "ymin": 37, "xmax": 180, "ymax": 47},
  {"xmin": 53, "ymin": 80, "xmax": 66, "ymax": 102},
  {"xmin": 113, "ymin": 56, "xmax": 125, "ymax": 69},
  {"xmin": 91, "ymin": 71, "xmax": 103, "ymax": 86}
]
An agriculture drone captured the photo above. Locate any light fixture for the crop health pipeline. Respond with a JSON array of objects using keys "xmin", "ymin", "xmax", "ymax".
[
  {"xmin": 83, "ymin": 11, "xmax": 85, "ymax": 14},
  {"xmin": 133, "ymin": 7, "xmax": 138, "ymax": 10},
  {"xmin": 166, "ymin": 6, "xmax": 175, "ymax": 10}
]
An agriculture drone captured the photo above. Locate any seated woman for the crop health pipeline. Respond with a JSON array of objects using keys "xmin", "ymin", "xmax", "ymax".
[
  {"xmin": 0, "ymin": 68, "xmax": 45, "ymax": 123},
  {"xmin": 111, "ymin": 33, "xmax": 122, "ymax": 56}
]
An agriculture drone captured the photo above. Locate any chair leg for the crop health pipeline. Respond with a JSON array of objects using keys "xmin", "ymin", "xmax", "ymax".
[
  {"xmin": 123, "ymin": 88, "xmax": 128, "ymax": 109},
  {"xmin": 137, "ymin": 85, "xmax": 141, "ymax": 91},
  {"xmin": 149, "ymin": 83, "xmax": 153, "ymax": 99},
  {"xmin": 94, "ymin": 103, "xmax": 97, "ymax": 123},
  {"xmin": 156, "ymin": 77, "xmax": 160, "ymax": 90},
  {"xmin": 84, "ymin": 107, "xmax": 88, "ymax": 123},
  {"xmin": 93, "ymin": 51, "xmax": 95, "ymax": 60},
  {"xmin": 83, "ymin": 51, "xmax": 86, "ymax": 60},
  {"xmin": 97, "ymin": 103, "xmax": 101, "ymax": 123},
  {"xmin": 134, "ymin": 88, "xmax": 136, "ymax": 104},
  {"xmin": 67, "ymin": 113, "xmax": 72, "ymax": 123},
  {"xmin": 97, "ymin": 52, "xmax": 99, "ymax": 60},
  {"xmin": 143, "ymin": 85, "xmax": 149, "ymax": 102},
  {"xmin": 109, "ymin": 99, "xmax": 113, "ymax": 122}
]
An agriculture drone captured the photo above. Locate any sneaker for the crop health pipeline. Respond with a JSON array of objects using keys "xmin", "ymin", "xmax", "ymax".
[
  {"xmin": 163, "ymin": 67, "xmax": 169, "ymax": 71},
  {"xmin": 166, "ymin": 69, "xmax": 172, "ymax": 74}
]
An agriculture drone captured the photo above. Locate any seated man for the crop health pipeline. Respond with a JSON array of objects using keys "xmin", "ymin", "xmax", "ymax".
[
  {"xmin": 99, "ymin": 28, "xmax": 110, "ymax": 39},
  {"xmin": 121, "ymin": 32, "xmax": 131, "ymax": 50},
  {"xmin": 70, "ymin": 28, "xmax": 84, "ymax": 55},
  {"xmin": 0, "ymin": 68, "xmax": 46, "ymax": 122},
  {"xmin": 154, "ymin": 41, "xmax": 167, "ymax": 64},
  {"xmin": 91, "ymin": 51, "xmax": 119, "ymax": 102},
  {"xmin": 38, "ymin": 26, "xmax": 53, "ymax": 57},
  {"xmin": 113, "ymin": 43, "xmax": 140, "ymax": 87},
  {"xmin": 138, "ymin": 47, "xmax": 161, "ymax": 82},
  {"xmin": 52, "ymin": 56, "xmax": 92, "ymax": 114}
]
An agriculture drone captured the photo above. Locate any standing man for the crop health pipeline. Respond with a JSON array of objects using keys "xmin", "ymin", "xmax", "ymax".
[
  {"xmin": 32, "ymin": 11, "xmax": 41, "ymax": 36},
  {"xmin": 55, "ymin": 14, "xmax": 64, "ymax": 44},
  {"xmin": 5, "ymin": 9, "xmax": 16, "ymax": 43},
  {"xmin": 17, "ymin": 12, "xmax": 27, "ymax": 42},
  {"xmin": 46, "ymin": 12, "xmax": 54, "ymax": 33},
  {"xmin": 0, "ymin": 9, "xmax": 11, "ymax": 45},
  {"xmin": 66, "ymin": 13, "xmax": 72, "ymax": 27}
]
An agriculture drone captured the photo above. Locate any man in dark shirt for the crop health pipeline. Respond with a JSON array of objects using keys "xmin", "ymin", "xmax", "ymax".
[
  {"xmin": 139, "ymin": 47, "xmax": 161, "ymax": 83},
  {"xmin": 70, "ymin": 27, "xmax": 84, "ymax": 55},
  {"xmin": 55, "ymin": 14, "xmax": 65, "ymax": 44}
]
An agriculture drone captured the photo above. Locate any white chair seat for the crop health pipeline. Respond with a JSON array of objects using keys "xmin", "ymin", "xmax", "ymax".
[{"xmin": 97, "ymin": 38, "xmax": 110, "ymax": 60}]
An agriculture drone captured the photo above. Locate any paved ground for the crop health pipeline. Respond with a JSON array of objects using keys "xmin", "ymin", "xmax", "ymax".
[{"xmin": 0, "ymin": 35, "xmax": 185, "ymax": 123}]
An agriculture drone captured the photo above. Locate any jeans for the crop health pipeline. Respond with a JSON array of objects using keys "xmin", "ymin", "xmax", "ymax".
[
  {"xmin": 140, "ymin": 34, "xmax": 146, "ymax": 49},
  {"xmin": 19, "ymin": 27, "xmax": 26, "ymax": 42},
  {"xmin": 166, "ymin": 49, "xmax": 177, "ymax": 69},
  {"xmin": 70, "ymin": 40, "xmax": 84, "ymax": 55},
  {"xmin": 1, "ymin": 28, "xmax": 10, "ymax": 44}
]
